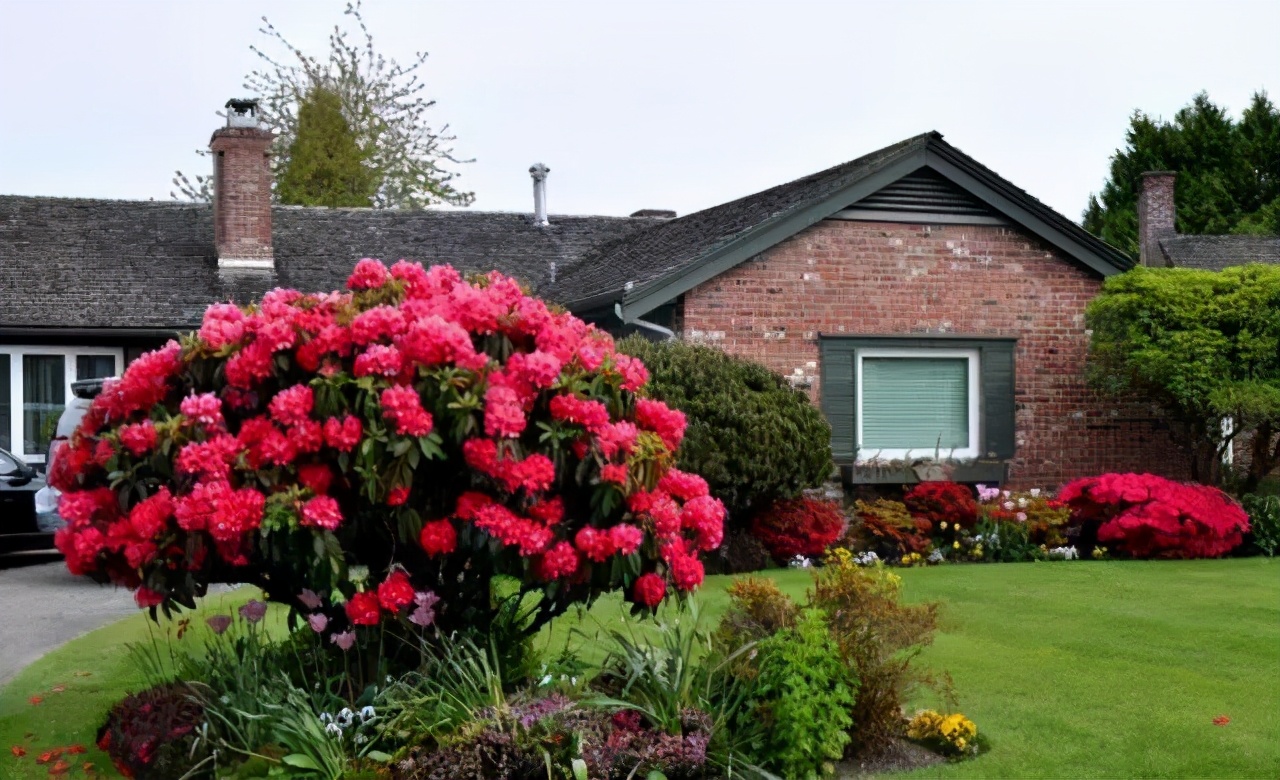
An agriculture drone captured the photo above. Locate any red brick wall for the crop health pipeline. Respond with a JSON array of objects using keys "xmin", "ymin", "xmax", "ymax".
[
  {"xmin": 210, "ymin": 127, "xmax": 274, "ymax": 261},
  {"xmin": 674, "ymin": 219, "xmax": 1190, "ymax": 488}
]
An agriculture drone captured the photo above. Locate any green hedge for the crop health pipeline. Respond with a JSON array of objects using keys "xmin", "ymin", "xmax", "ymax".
[{"xmin": 617, "ymin": 336, "xmax": 833, "ymax": 526}]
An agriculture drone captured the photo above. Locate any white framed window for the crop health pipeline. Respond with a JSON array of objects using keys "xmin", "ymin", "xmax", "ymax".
[
  {"xmin": 855, "ymin": 348, "xmax": 980, "ymax": 461},
  {"xmin": 0, "ymin": 347, "xmax": 123, "ymax": 463}
]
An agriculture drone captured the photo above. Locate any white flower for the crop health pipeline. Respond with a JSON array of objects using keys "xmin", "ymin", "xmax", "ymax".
[
  {"xmin": 360, "ymin": 706, "xmax": 376, "ymax": 721},
  {"xmin": 539, "ymin": 675, "xmax": 553, "ymax": 687},
  {"xmin": 1002, "ymin": 501, "xmax": 1015, "ymax": 511},
  {"xmin": 337, "ymin": 708, "xmax": 355, "ymax": 727},
  {"xmin": 325, "ymin": 722, "xmax": 343, "ymax": 738},
  {"xmin": 319, "ymin": 712, "xmax": 332, "ymax": 723},
  {"xmin": 1029, "ymin": 488, "xmax": 1041, "ymax": 497},
  {"xmin": 1017, "ymin": 497, "xmax": 1028, "ymax": 508}
]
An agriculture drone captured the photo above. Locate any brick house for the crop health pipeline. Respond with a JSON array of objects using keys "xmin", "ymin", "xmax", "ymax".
[{"xmin": 0, "ymin": 101, "xmax": 1189, "ymax": 486}]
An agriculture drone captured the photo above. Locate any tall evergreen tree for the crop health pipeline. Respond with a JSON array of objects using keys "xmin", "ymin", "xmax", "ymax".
[
  {"xmin": 275, "ymin": 86, "xmax": 378, "ymax": 207},
  {"xmin": 1083, "ymin": 91, "xmax": 1280, "ymax": 257}
]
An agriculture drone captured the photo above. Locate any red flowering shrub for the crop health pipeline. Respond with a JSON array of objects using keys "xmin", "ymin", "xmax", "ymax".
[
  {"xmin": 904, "ymin": 481, "xmax": 978, "ymax": 530},
  {"xmin": 749, "ymin": 497, "xmax": 846, "ymax": 561},
  {"xmin": 1058, "ymin": 473, "xmax": 1249, "ymax": 558},
  {"xmin": 852, "ymin": 499, "xmax": 932, "ymax": 560},
  {"xmin": 54, "ymin": 259, "xmax": 723, "ymax": 641},
  {"xmin": 96, "ymin": 683, "xmax": 205, "ymax": 779}
]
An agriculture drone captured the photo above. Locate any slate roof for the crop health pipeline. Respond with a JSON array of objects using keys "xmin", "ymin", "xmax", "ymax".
[
  {"xmin": 1159, "ymin": 235, "xmax": 1280, "ymax": 270},
  {"xmin": 551, "ymin": 132, "xmax": 1133, "ymax": 314},
  {"xmin": 0, "ymin": 196, "xmax": 656, "ymax": 330}
]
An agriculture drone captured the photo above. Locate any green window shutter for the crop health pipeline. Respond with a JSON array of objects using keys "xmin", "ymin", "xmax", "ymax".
[
  {"xmin": 821, "ymin": 345, "xmax": 855, "ymax": 462},
  {"xmin": 862, "ymin": 358, "xmax": 969, "ymax": 450},
  {"xmin": 980, "ymin": 343, "xmax": 1016, "ymax": 459}
]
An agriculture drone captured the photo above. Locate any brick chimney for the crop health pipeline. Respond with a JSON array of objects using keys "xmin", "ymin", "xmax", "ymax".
[
  {"xmin": 210, "ymin": 99, "xmax": 274, "ymax": 270},
  {"xmin": 1137, "ymin": 171, "xmax": 1176, "ymax": 267}
]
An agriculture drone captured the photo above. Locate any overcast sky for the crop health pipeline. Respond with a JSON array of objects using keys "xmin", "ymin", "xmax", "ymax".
[{"xmin": 2, "ymin": 0, "xmax": 1277, "ymax": 224}]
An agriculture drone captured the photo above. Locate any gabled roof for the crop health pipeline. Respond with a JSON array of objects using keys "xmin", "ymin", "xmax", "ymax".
[
  {"xmin": 1159, "ymin": 235, "xmax": 1280, "ymax": 270},
  {"xmin": 550, "ymin": 132, "xmax": 1134, "ymax": 319},
  {"xmin": 0, "ymin": 196, "xmax": 654, "ymax": 330}
]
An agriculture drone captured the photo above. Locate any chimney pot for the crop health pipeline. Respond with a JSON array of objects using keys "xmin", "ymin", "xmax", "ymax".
[
  {"xmin": 211, "ymin": 98, "xmax": 275, "ymax": 270},
  {"xmin": 530, "ymin": 163, "xmax": 550, "ymax": 226},
  {"xmin": 1137, "ymin": 171, "xmax": 1176, "ymax": 267}
]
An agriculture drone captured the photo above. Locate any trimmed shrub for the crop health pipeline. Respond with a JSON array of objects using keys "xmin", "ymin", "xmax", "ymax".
[
  {"xmin": 851, "ymin": 498, "xmax": 932, "ymax": 561},
  {"xmin": 1059, "ymin": 472, "xmax": 1249, "ymax": 558},
  {"xmin": 750, "ymin": 497, "xmax": 847, "ymax": 562},
  {"xmin": 97, "ymin": 683, "xmax": 206, "ymax": 779},
  {"xmin": 53, "ymin": 261, "xmax": 725, "ymax": 652},
  {"xmin": 715, "ymin": 575, "xmax": 799, "ymax": 650},
  {"xmin": 904, "ymin": 481, "xmax": 978, "ymax": 530},
  {"xmin": 617, "ymin": 336, "xmax": 833, "ymax": 526}
]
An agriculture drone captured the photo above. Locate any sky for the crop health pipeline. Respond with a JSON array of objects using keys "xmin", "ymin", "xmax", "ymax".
[{"xmin": 1, "ymin": 0, "xmax": 1277, "ymax": 224}]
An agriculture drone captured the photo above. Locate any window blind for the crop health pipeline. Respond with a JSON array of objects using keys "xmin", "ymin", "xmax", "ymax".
[{"xmin": 862, "ymin": 357, "xmax": 969, "ymax": 450}]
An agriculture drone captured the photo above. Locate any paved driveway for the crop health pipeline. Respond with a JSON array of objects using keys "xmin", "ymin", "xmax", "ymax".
[{"xmin": 0, "ymin": 558, "xmax": 137, "ymax": 686}]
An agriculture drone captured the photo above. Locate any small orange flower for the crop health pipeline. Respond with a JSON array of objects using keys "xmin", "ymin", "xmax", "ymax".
[
  {"xmin": 1213, "ymin": 715, "xmax": 1231, "ymax": 726},
  {"xmin": 11, "ymin": 745, "xmax": 26, "ymax": 757},
  {"xmin": 67, "ymin": 745, "xmax": 86, "ymax": 755},
  {"xmin": 28, "ymin": 696, "xmax": 43, "ymax": 706},
  {"xmin": 82, "ymin": 762, "xmax": 94, "ymax": 772},
  {"xmin": 49, "ymin": 758, "xmax": 71, "ymax": 774},
  {"xmin": 36, "ymin": 750, "xmax": 54, "ymax": 764},
  {"xmin": 50, "ymin": 685, "xmax": 66, "ymax": 694}
]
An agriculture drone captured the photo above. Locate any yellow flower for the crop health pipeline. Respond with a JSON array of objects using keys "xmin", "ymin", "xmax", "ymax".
[
  {"xmin": 940, "ymin": 521, "xmax": 948, "ymax": 530},
  {"xmin": 953, "ymin": 541, "xmax": 960, "ymax": 549}
]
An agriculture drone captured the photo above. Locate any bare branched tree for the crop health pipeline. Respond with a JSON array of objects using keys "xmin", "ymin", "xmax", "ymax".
[{"xmin": 172, "ymin": 1, "xmax": 473, "ymax": 208}]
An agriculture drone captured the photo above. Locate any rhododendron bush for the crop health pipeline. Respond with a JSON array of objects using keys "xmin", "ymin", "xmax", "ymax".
[
  {"xmin": 1058, "ymin": 472, "xmax": 1248, "ymax": 558},
  {"xmin": 53, "ymin": 259, "xmax": 723, "ymax": 638}
]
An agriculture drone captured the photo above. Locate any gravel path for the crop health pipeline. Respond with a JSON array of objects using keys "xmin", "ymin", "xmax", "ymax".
[{"xmin": 0, "ymin": 558, "xmax": 137, "ymax": 686}]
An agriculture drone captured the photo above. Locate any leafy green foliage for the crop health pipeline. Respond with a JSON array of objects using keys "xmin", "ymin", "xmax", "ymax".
[
  {"xmin": 741, "ymin": 609, "xmax": 855, "ymax": 779},
  {"xmin": 1083, "ymin": 91, "xmax": 1280, "ymax": 255},
  {"xmin": 1086, "ymin": 264, "xmax": 1280, "ymax": 487},
  {"xmin": 1242, "ymin": 493, "xmax": 1280, "ymax": 556},
  {"xmin": 617, "ymin": 336, "xmax": 833, "ymax": 526},
  {"xmin": 275, "ymin": 86, "xmax": 379, "ymax": 207}
]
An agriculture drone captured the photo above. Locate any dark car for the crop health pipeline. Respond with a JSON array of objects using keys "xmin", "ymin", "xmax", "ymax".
[{"xmin": 0, "ymin": 447, "xmax": 51, "ymax": 554}]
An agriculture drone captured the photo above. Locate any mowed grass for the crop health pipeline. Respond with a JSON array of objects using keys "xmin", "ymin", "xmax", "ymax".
[{"xmin": 2, "ymin": 560, "xmax": 1277, "ymax": 778}]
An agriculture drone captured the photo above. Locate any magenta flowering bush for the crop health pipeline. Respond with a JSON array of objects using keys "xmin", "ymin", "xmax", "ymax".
[{"xmin": 52, "ymin": 259, "xmax": 724, "ymax": 641}]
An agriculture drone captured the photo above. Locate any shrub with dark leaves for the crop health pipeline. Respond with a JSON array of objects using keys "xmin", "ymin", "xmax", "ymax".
[
  {"xmin": 617, "ymin": 336, "xmax": 833, "ymax": 527},
  {"xmin": 750, "ymin": 497, "xmax": 846, "ymax": 562},
  {"xmin": 703, "ymin": 527, "xmax": 773, "ymax": 575},
  {"xmin": 904, "ymin": 482, "xmax": 978, "ymax": 531},
  {"xmin": 96, "ymin": 683, "xmax": 205, "ymax": 780}
]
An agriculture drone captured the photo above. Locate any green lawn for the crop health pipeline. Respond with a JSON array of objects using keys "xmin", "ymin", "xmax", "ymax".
[{"xmin": 3, "ymin": 559, "xmax": 1278, "ymax": 778}]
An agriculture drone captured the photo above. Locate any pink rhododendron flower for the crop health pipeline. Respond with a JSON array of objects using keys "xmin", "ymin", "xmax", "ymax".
[
  {"xmin": 301, "ymin": 496, "xmax": 343, "ymax": 531},
  {"xmin": 269, "ymin": 384, "xmax": 314, "ymax": 426},
  {"xmin": 118, "ymin": 420, "xmax": 158, "ymax": 457},
  {"xmin": 180, "ymin": 392, "xmax": 225, "ymax": 429},
  {"xmin": 200, "ymin": 303, "xmax": 247, "ymax": 350},
  {"xmin": 380, "ymin": 386, "xmax": 433, "ymax": 437},
  {"xmin": 608, "ymin": 523, "xmax": 644, "ymax": 556},
  {"xmin": 347, "ymin": 258, "xmax": 391, "ymax": 290},
  {"xmin": 419, "ymin": 520, "xmax": 457, "ymax": 556},
  {"xmin": 377, "ymin": 570, "xmax": 416, "ymax": 611},
  {"xmin": 323, "ymin": 415, "xmax": 363, "ymax": 451},
  {"xmin": 633, "ymin": 573, "xmax": 666, "ymax": 607},
  {"xmin": 635, "ymin": 398, "xmax": 686, "ymax": 451}
]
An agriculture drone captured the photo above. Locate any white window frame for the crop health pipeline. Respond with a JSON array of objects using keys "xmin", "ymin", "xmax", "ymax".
[
  {"xmin": 855, "ymin": 347, "xmax": 981, "ymax": 462},
  {"xmin": 2, "ymin": 346, "xmax": 123, "ymax": 463}
]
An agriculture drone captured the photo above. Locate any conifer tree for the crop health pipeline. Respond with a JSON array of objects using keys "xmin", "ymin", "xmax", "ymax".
[{"xmin": 275, "ymin": 86, "xmax": 378, "ymax": 207}]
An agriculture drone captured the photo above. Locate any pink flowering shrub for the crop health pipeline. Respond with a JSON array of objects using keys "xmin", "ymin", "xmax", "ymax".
[
  {"xmin": 53, "ymin": 259, "xmax": 723, "ymax": 641},
  {"xmin": 1058, "ymin": 472, "xmax": 1249, "ymax": 558}
]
